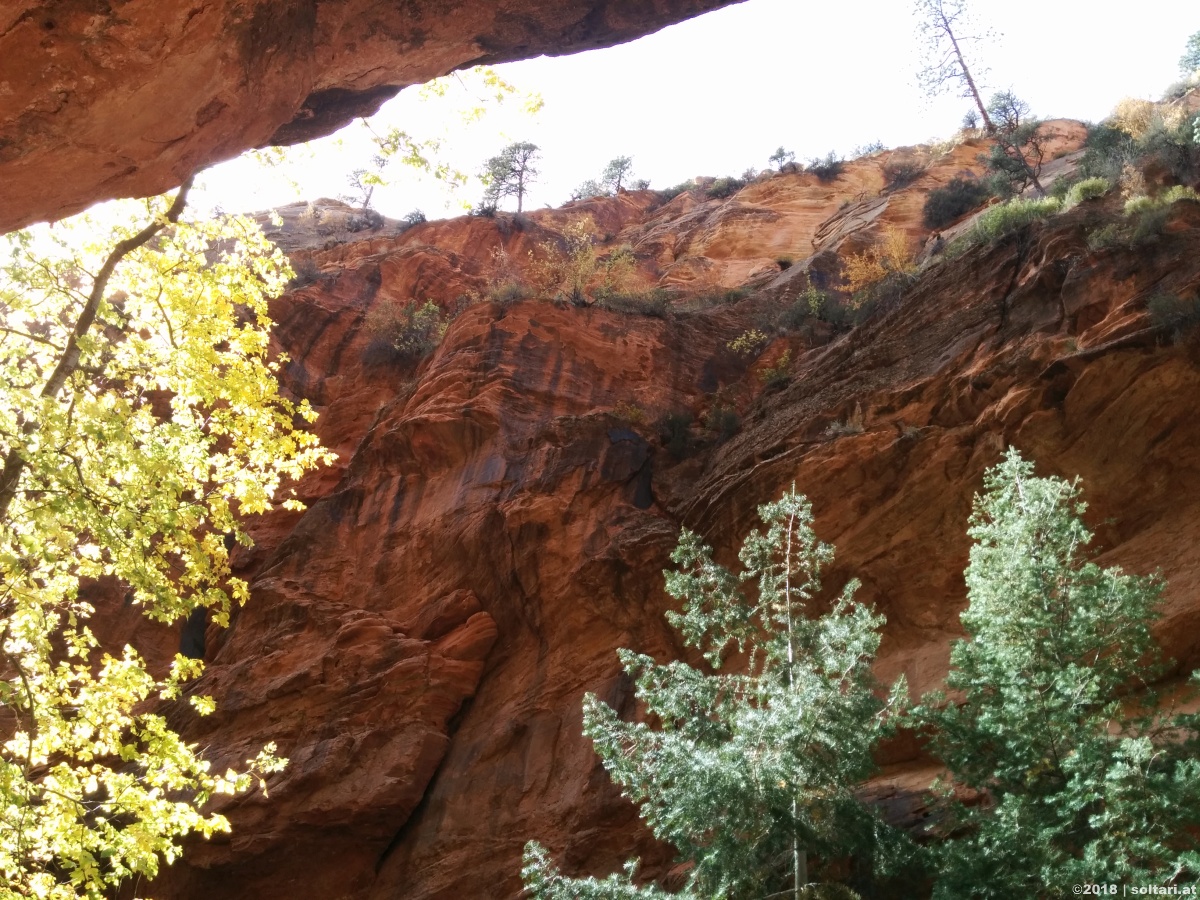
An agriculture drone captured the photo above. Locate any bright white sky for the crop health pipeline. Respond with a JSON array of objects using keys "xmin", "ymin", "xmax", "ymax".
[{"xmin": 195, "ymin": 0, "xmax": 1198, "ymax": 219}]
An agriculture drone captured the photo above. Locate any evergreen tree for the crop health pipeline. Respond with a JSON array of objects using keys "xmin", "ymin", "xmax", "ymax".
[
  {"xmin": 601, "ymin": 156, "xmax": 636, "ymax": 193},
  {"xmin": 479, "ymin": 141, "xmax": 540, "ymax": 213},
  {"xmin": 524, "ymin": 488, "xmax": 909, "ymax": 899},
  {"xmin": 770, "ymin": 146, "xmax": 797, "ymax": 171},
  {"xmin": 913, "ymin": 449, "xmax": 1200, "ymax": 898},
  {"xmin": 1180, "ymin": 30, "xmax": 1200, "ymax": 75},
  {"xmin": 983, "ymin": 90, "xmax": 1048, "ymax": 197}
]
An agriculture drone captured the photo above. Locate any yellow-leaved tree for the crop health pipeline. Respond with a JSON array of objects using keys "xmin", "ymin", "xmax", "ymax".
[{"xmin": 0, "ymin": 178, "xmax": 334, "ymax": 898}]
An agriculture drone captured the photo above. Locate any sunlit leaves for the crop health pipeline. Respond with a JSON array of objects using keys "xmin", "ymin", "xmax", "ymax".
[{"xmin": 0, "ymin": 190, "xmax": 333, "ymax": 898}]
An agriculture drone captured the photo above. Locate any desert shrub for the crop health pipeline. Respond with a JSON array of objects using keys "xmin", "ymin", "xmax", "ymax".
[
  {"xmin": 853, "ymin": 140, "xmax": 886, "ymax": 157},
  {"xmin": 1136, "ymin": 112, "xmax": 1200, "ymax": 184},
  {"xmin": 843, "ymin": 227, "xmax": 916, "ymax": 307},
  {"xmin": 286, "ymin": 256, "xmax": 323, "ymax": 290},
  {"xmin": 402, "ymin": 209, "xmax": 427, "ymax": 227},
  {"xmin": 705, "ymin": 176, "xmax": 748, "ymax": 199},
  {"xmin": 1148, "ymin": 290, "xmax": 1200, "ymax": 339},
  {"xmin": 1110, "ymin": 97, "xmax": 1157, "ymax": 139},
  {"xmin": 526, "ymin": 218, "xmax": 649, "ymax": 305},
  {"xmin": 1075, "ymin": 123, "xmax": 1136, "ymax": 184},
  {"xmin": 361, "ymin": 299, "xmax": 447, "ymax": 366},
  {"xmin": 757, "ymin": 350, "xmax": 792, "ymax": 387},
  {"xmin": 824, "ymin": 417, "xmax": 864, "ymax": 439},
  {"xmin": 612, "ymin": 401, "xmax": 646, "ymax": 426},
  {"xmin": 676, "ymin": 287, "xmax": 750, "ymax": 313},
  {"xmin": 851, "ymin": 271, "xmax": 914, "ymax": 324},
  {"xmin": 1125, "ymin": 185, "xmax": 1199, "ymax": 244},
  {"xmin": 657, "ymin": 410, "xmax": 694, "ymax": 459},
  {"xmin": 777, "ymin": 286, "xmax": 830, "ymax": 331},
  {"xmin": 883, "ymin": 161, "xmax": 925, "ymax": 189},
  {"xmin": 489, "ymin": 282, "xmax": 530, "ymax": 305},
  {"xmin": 776, "ymin": 256, "xmax": 794, "ymax": 270},
  {"xmin": 964, "ymin": 197, "xmax": 1062, "ymax": 246},
  {"xmin": 777, "ymin": 286, "xmax": 853, "ymax": 330},
  {"xmin": 658, "ymin": 180, "xmax": 698, "ymax": 202},
  {"xmin": 922, "ymin": 177, "xmax": 992, "ymax": 229},
  {"xmin": 703, "ymin": 404, "xmax": 740, "ymax": 442},
  {"xmin": 481, "ymin": 245, "xmax": 530, "ymax": 304},
  {"xmin": 595, "ymin": 289, "xmax": 672, "ymax": 318},
  {"xmin": 1086, "ymin": 223, "xmax": 1123, "ymax": 252},
  {"xmin": 1161, "ymin": 77, "xmax": 1199, "ymax": 102},
  {"xmin": 808, "ymin": 152, "xmax": 844, "ymax": 182},
  {"xmin": 1062, "ymin": 176, "xmax": 1110, "ymax": 209},
  {"xmin": 728, "ymin": 329, "xmax": 769, "ymax": 357}
]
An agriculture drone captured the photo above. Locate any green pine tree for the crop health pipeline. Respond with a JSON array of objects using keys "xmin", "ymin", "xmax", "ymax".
[
  {"xmin": 914, "ymin": 449, "xmax": 1200, "ymax": 898},
  {"xmin": 524, "ymin": 487, "xmax": 909, "ymax": 899}
]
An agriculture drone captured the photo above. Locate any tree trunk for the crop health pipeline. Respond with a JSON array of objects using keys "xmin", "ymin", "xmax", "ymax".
[{"xmin": 943, "ymin": 13, "xmax": 993, "ymax": 133}]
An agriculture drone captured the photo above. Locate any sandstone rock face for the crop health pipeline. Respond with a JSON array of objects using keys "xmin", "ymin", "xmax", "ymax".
[
  {"xmin": 0, "ymin": 0, "xmax": 738, "ymax": 233},
  {"xmin": 135, "ymin": 124, "xmax": 1200, "ymax": 899}
]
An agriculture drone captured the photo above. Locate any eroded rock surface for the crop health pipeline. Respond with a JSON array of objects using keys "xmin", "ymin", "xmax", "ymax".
[
  {"xmin": 0, "ymin": 0, "xmax": 738, "ymax": 233},
  {"xmin": 134, "ymin": 122, "xmax": 1200, "ymax": 899}
]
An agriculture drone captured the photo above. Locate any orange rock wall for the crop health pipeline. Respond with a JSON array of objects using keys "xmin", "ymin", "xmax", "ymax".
[
  {"xmin": 0, "ymin": 0, "xmax": 738, "ymax": 232},
  {"xmin": 137, "ymin": 129, "xmax": 1200, "ymax": 899}
]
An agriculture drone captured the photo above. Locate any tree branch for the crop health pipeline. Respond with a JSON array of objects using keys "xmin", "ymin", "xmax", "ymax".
[{"xmin": 0, "ymin": 177, "xmax": 193, "ymax": 522}]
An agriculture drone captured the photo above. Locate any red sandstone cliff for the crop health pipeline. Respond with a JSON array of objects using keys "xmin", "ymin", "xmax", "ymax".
[
  {"xmin": 114, "ymin": 120, "xmax": 1200, "ymax": 899},
  {"xmin": 0, "ymin": 0, "xmax": 739, "ymax": 233}
]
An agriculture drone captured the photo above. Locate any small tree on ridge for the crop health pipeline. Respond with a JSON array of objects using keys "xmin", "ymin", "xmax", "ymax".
[{"xmin": 480, "ymin": 141, "xmax": 541, "ymax": 213}]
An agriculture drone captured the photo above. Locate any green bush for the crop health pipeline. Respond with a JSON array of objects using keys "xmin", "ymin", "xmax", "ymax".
[
  {"xmin": 489, "ymin": 282, "xmax": 531, "ymax": 305},
  {"xmin": 658, "ymin": 180, "xmax": 698, "ymax": 202},
  {"xmin": 1136, "ymin": 115, "xmax": 1200, "ymax": 185},
  {"xmin": 1148, "ymin": 290, "xmax": 1200, "ymax": 339},
  {"xmin": 705, "ymin": 176, "xmax": 748, "ymax": 199},
  {"xmin": 1062, "ymin": 176, "xmax": 1110, "ymax": 209},
  {"xmin": 1075, "ymin": 123, "xmax": 1136, "ymax": 184},
  {"xmin": 922, "ymin": 177, "xmax": 992, "ymax": 229},
  {"xmin": 883, "ymin": 161, "xmax": 925, "ymax": 189},
  {"xmin": 774, "ymin": 286, "xmax": 857, "ymax": 332},
  {"xmin": 361, "ymin": 299, "xmax": 447, "ymax": 367},
  {"xmin": 594, "ymin": 289, "xmax": 672, "ymax": 318},
  {"xmin": 807, "ymin": 152, "xmax": 844, "ymax": 182},
  {"xmin": 851, "ymin": 270, "xmax": 914, "ymax": 324},
  {"xmin": 657, "ymin": 410, "xmax": 694, "ymax": 459},
  {"xmin": 286, "ymin": 256, "xmax": 323, "ymax": 290},
  {"xmin": 1086, "ymin": 223, "xmax": 1123, "ymax": 252},
  {"xmin": 1125, "ymin": 185, "xmax": 1199, "ymax": 244},
  {"xmin": 757, "ymin": 349, "xmax": 792, "ymax": 387},
  {"xmin": 967, "ymin": 196, "xmax": 1062, "ymax": 245},
  {"xmin": 676, "ymin": 287, "xmax": 749, "ymax": 313},
  {"xmin": 703, "ymin": 404, "xmax": 740, "ymax": 442}
]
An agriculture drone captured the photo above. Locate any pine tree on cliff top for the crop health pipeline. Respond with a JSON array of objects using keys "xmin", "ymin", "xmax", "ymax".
[
  {"xmin": 913, "ymin": 449, "xmax": 1200, "ymax": 898},
  {"xmin": 523, "ymin": 488, "xmax": 910, "ymax": 899}
]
